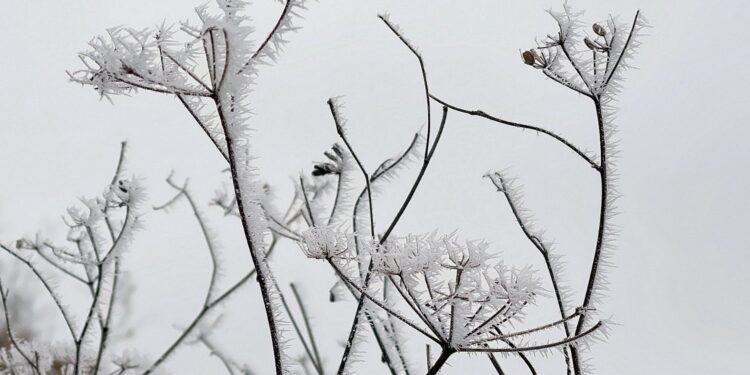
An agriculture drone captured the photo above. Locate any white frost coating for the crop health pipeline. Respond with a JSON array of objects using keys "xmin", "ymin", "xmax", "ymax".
[
  {"xmin": 585, "ymin": 10, "xmax": 648, "ymax": 330},
  {"xmin": 298, "ymin": 226, "xmax": 350, "ymax": 259},
  {"xmin": 485, "ymin": 171, "xmax": 576, "ymax": 328},
  {"xmin": 210, "ymin": 1, "xmax": 296, "ymax": 372}
]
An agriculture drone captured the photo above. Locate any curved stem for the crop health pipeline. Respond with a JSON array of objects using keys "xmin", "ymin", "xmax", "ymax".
[{"xmin": 430, "ymin": 95, "xmax": 599, "ymax": 170}]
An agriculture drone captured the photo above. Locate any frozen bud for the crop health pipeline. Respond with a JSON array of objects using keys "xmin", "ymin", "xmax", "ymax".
[
  {"xmin": 521, "ymin": 50, "xmax": 536, "ymax": 66},
  {"xmin": 592, "ymin": 23, "xmax": 607, "ymax": 36}
]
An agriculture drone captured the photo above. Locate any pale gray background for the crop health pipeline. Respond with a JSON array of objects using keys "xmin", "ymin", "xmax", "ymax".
[{"xmin": 1, "ymin": 0, "xmax": 748, "ymax": 374}]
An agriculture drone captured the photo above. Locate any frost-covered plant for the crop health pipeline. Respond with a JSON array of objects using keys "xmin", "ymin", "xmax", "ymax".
[
  {"xmin": 1, "ymin": 143, "xmax": 146, "ymax": 374},
  {"xmin": 425, "ymin": 4, "xmax": 646, "ymax": 373},
  {"xmin": 5, "ymin": 1, "xmax": 646, "ymax": 374},
  {"xmin": 69, "ymin": 1, "xmax": 306, "ymax": 373},
  {"xmin": 285, "ymin": 4, "xmax": 644, "ymax": 374}
]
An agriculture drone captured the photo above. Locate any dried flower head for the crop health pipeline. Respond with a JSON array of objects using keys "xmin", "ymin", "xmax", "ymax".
[{"xmin": 299, "ymin": 226, "xmax": 350, "ymax": 259}]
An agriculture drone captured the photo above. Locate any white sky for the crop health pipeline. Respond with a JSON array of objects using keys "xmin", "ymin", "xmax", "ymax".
[{"xmin": 1, "ymin": 0, "xmax": 749, "ymax": 374}]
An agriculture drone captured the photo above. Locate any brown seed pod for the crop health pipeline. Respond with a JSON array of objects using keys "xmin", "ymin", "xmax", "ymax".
[
  {"xmin": 584, "ymin": 37, "xmax": 599, "ymax": 51},
  {"xmin": 592, "ymin": 23, "xmax": 607, "ymax": 36},
  {"xmin": 521, "ymin": 50, "xmax": 536, "ymax": 65}
]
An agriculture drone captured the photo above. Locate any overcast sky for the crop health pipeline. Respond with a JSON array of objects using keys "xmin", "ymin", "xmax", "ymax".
[{"xmin": 1, "ymin": 0, "xmax": 749, "ymax": 374}]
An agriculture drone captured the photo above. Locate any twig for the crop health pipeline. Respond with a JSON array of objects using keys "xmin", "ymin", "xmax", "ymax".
[
  {"xmin": 290, "ymin": 283, "xmax": 323, "ymax": 374},
  {"xmin": 273, "ymin": 281, "xmax": 322, "ymax": 374},
  {"xmin": 0, "ymin": 278, "xmax": 42, "ymax": 375},
  {"xmin": 429, "ymin": 95, "xmax": 598, "ymax": 170}
]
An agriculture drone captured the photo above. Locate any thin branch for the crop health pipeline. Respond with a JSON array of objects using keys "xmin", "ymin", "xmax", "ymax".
[
  {"xmin": 213, "ymin": 30, "xmax": 284, "ymax": 375},
  {"xmin": 75, "ymin": 260, "xmax": 106, "ymax": 375},
  {"xmin": 197, "ymin": 335, "xmax": 239, "ymax": 375},
  {"xmin": 143, "ymin": 265, "xmax": 259, "ymax": 375},
  {"xmin": 543, "ymin": 69, "xmax": 592, "ymax": 97},
  {"xmin": 387, "ymin": 276, "xmax": 442, "ymax": 340},
  {"xmin": 163, "ymin": 50, "xmax": 213, "ymax": 93},
  {"xmin": 239, "ymin": 0, "xmax": 296, "ymax": 74},
  {"xmin": 273, "ymin": 281, "xmax": 322, "ymax": 374},
  {"xmin": 468, "ymin": 311, "xmax": 583, "ymax": 346},
  {"xmin": 0, "ymin": 244, "xmax": 77, "ymax": 342},
  {"xmin": 176, "ymin": 95, "xmax": 230, "ymax": 162},
  {"xmin": 299, "ymin": 177, "xmax": 318, "ymax": 228},
  {"xmin": 156, "ymin": 176, "xmax": 221, "ymax": 308},
  {"xmin": 493, "ymin": 327, "xmax": 536, "ymax": 375},
  {"xmin": 290, "ymin": 283, "xmax": 323, "ymax": 374},
  {"xmin": 103, "ymin": 142, "xmax": 128, "ymax": 241},
  {"xmin": 93, "ymin": 260, "xmax": 120, "ymax": 375},
  {"xmin": 485, "ymin": 171, "xmax": 573, "ymax": 370},
  {"xmin": 115, "ymin": 73, "xmax": 212, "ymax": 98},
  {"xmin": 329, "ymin": 260, "xmax": 440, "ymax": 344},
  {"xmin": 602, "ymin": 11, "xmax": 642, "ymax": 88},
  {"xmin": 0, "ymin": 278, "xmax": 42, "ymax": 375},
  {"xmin": 462, "ymin": 321, "xmax": 603, "ymax": 353},
  {"xmin": 378, "ymin": 14, "xmax": 431, "ymax": 157},
  {"xmin": 327, "ymin": 99, "xmax": 374, "ymax": 237},
  {"xmin": 430, "ymin": 95, "xmax": 599, "ymax": 170},
  {"xmin": 381, "ymin": 106, "xmax": 448, "ymax": 242},
  {"xmin": 34, "ymin": 243, "xmax": 89, "ymax": 285},
  {"xmin": 487, "ymin": 354, "xmax": 505, "ymax": 375}
]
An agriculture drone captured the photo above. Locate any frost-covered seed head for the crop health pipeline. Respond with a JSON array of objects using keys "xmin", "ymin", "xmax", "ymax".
[{"xmin": 299, "ymin": 227, "xmax": 349, "ymax": 259}]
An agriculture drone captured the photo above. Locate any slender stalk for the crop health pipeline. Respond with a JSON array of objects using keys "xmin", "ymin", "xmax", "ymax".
[
  {"xmin": 570, "ymin": 99, "xmax": 607, "ymax": 374},
  {"xmin": 462, "ymin": 321, "xmax": 602, "ymax": 353},
  {"xmin": 75, "ymin": 261, "xmax": 105, "ymax": 375},
  {"xmin": 176, "ymin": 95, "xmax": 229, "ymax": 162},
  {"xmin": 156, "ymin": 177, "xmax": 222, "ymax": 308},
  {"xmin": 213, "ymin": 30, "xmax": 284, "ymax": 374},
  {"xmin": 103, "ymin": 142, "xmax": 127, "ymax": 241},
  {"xmin": 239, "ymin": 0, "xmax": 296, "ymax": 74},
  {"xmin": 0, "ymin": 279, "xmax": 42, "ymax": 375},
  {"xmin": 197, "ymin": 336, "xmax": 238, "ymax": 375},
  {"xmin": 493, "ymin": 327, "xmax": 536, "ymax": 375},
  {"xmin": 426, "ymin": 348, "xmax": 454, "ymax": 375},
  {"xmin": 290, "ymin": 283, "xmax": 323, "ymax": 374},
  {"xmin": 274, "ymin": 280, "xmax": 321, "ymax": 374},
  {"xmin": 487, "ymin": 354, "xmax": 505, "ymax": 375},
  {"xmin": 603, "ymin": 11, "xmax": 642, "ymax": 87},
  {"xmin": 143, "ymin": 266, "xmax": 259, "ymax": 375},
  {"xmin": 0, "ymin": 245, "xmax": 77, "ymax": 343},
  {"xmin": 93, "ymin": 259, "xmax": 120, "ymax": 375},
  {"xmin": 377, "ymin": 14, "xmax": 431, "ymax": 157},
  {"xmin": 381, "ymin": 106, "xmax": 448, "ymax": 241},
  {"xmin": 429, "ymin": 95, "xmax": 598, "ymax": 170},
  {"xmin": 485, "ymin": 172, "xmax": 573, "ymax": 372},
  {"xmin": 330, "ymin": 261, "xmax": 440, "ymax": 343}
]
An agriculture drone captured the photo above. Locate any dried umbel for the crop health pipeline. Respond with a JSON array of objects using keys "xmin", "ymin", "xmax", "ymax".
[
  {"xmin": 362, "ymin": 232, "xmax": 547, "ymax": 348},
  {"xmin": 369, "ymin": 234, "xmax": 440, "ymax": 275},
  {"xmin": 298, "ymin": 226, "xmax": 351, "ymax": 259}
]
